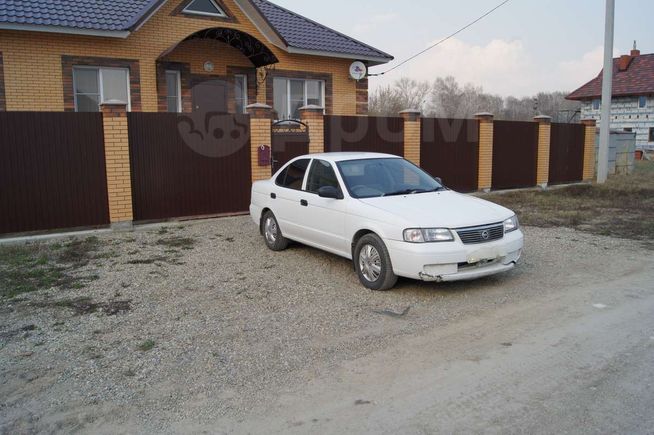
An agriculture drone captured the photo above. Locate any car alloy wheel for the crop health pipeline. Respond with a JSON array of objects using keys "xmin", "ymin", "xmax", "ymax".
[
  {"xmin": 359, "ymin": 244, "xmax": 381, "ymax": 282},
  {"xmin": 264, "ymin": 216, "xmax": 277, "ymax": 245}
]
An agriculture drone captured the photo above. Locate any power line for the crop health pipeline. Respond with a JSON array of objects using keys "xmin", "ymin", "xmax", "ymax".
[{"xmin": 368, "ymin": 0, "xmax": 512, "ymax": 77}]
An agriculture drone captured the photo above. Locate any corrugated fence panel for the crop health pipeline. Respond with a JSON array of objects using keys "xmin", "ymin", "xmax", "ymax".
[
  {"xmin": 492, "ymin": 120, "xmax": 538, "ymax": 189},
  {"xmin": 549, "ymin": 123, "xmax": 585, "ymax": 184},
  {"xmin": 0, "ymin": 112, "xmax": 109, "ymax": 235},
  {"xmin": 324, "ymin": 115, "xmax": 404, "ymax": 156},
  {"xmin": 128, "ymin": 113, "xmax": 251, "ymax": 221},
  {"xmin": 420, "ymin": 118, "xmax": 479, "ymax": 192}
]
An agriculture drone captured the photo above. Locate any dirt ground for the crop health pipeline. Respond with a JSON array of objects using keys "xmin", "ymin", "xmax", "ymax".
[{"xmin": 1, "ymin": 212, "xmax": 653, "ymax": 433}]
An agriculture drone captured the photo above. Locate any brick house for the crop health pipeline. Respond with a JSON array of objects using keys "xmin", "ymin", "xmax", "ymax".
[
  {"xmin": 567, "ymin": 45, "xmax": 654, "ymax": 150},
  {"xmin": 0, "ymin": 0, "xmax": 392, "ymax": 117}
]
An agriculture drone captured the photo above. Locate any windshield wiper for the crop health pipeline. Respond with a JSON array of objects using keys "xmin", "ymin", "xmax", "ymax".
[{"xmin": 383, "ymin": 186, "xmax": 446, "ymax": 197}]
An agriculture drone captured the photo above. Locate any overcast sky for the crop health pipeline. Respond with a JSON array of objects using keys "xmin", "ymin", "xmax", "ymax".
[{"xmin": 272, "ymin": 0, "xmax": 654, "ymax": 97}]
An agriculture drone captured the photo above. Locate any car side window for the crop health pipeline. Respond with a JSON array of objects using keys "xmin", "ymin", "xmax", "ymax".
[
  {"xmin": 306, "ymin": 159, "xmax": 341, "ymax": 194},
  {"xmin": 275, "ymin": 158, "xmax": 310, "ymax": 190}
]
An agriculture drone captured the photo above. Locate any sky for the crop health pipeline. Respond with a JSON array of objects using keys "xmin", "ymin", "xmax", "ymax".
[{"xmin": 272, "ymin": 0, "xmax": 654, "ymax": 98}]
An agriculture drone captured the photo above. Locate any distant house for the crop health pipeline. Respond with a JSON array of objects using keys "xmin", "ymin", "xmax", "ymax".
[
  {"xmin": 0, "ymin": 0, "xmax": 393, "ymax": 117},
  {"xmin": 567, "ymin": 44, "xmax": 654, "ymax": 150}
]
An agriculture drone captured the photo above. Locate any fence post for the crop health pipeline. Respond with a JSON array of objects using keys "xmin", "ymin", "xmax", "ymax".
[
  {"xmin": 247, "ymin": 103, "xmax": 273, "ymax": 182},
  {"xmin": 475, "ymin": 112, "xmax": 494, "ymax": 192},
  {"xmin": 400, "ymin": 109, "xmax": 421, "ymax": 166},
  {"xmin": 534, "ymin": 115, "xmax": 552, "ymax": 188},
  {"xmin": 100, "ymin": 100, "xmax": 133, "ymax": 227},
  {"xmin": 581, "ymin": 119, "xmax": 597, "ymax": 182},
  {"xmin": 299, "ymin": 105, "xmax": 325, "ymax": 154}
]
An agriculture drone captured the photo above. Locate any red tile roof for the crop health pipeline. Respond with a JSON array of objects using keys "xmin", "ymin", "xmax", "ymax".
[{"xmin": 566, "ymin": 53, "xmax": 654, "ymax": 100}]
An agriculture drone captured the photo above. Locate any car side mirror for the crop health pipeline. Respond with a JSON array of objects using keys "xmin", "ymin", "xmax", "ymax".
[
  {"xmin": 434, "ymin": 177, "xmax": 443, "ymax": 185},
  {"xmin": 318, "ymin": 185, "xmax": 343, "ymax": 199}
]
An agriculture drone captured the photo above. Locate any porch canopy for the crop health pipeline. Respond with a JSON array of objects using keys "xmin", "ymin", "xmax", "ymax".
[{"xmin": 175, "ymin": 27, "xmax": 278, "ymax": 68}]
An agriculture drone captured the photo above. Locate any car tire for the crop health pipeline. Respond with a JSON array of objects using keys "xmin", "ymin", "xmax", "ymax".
[
  {"xmin": 261, "ymin": 211, "xmax": 289, "ymax": 251},
  {"xmin": 354, "ymin": 234, "xmax": 398, "ymax": 291}
]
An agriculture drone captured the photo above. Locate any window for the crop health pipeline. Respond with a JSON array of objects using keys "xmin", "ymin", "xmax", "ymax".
[
  {"xmin": 273, "ymin": 78, "xmax": 324, "ymax": 119},
  {"xmin": 306, "ymin": 159, "xmax": 341, "ymax": 194},
  {"xmin": 639, "ymin": 96, "xmax": 647, "ymax": 108},
  {"xmin": 73, "ymin": 67, "xmax": 130, "ymax": 112},
  {"xmin": 592, "ymin": 99, "xmax": 600, "ymax": 110},
  {"xmin": 183, "ymin": 0, "xmax": 227, "ymax": 17},
  {"xmin": 650, "ymin": 128, "xmax": 654, "ymax": 142},
  {"xmin": 275, "ymin": 159, "xmax": 310, "ymax": 190},
  {"xmin": 165, "ymin": 70, "xmax": 181, "ymax": 113},
  {"xmin": 234, "ymin": 74, "xmax": 247, "ymax": 114}
]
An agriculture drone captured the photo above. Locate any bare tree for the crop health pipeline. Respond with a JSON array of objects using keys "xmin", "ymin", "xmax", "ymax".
[{"xmin": 369, "ymin": 78, "xmax": 431, "ymax": 115}]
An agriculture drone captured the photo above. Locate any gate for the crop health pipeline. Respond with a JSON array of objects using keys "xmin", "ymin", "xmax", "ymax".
[
  {"xmin": 549, "ymin": 123, "xmax": 585, "ymax": 184},
  {"xmin": 0, "ymin": 112, "xmax": 109, "ymax": 234},
  {"xmin": 128, "ymin": 113, "xmax": 251, "ymax": 221},
  {"xmin": 492, "ymin": 120, "xmax": 538, "ymax": 190},
  {"xmin": 324, "ymin": 115, "xmax": 404, "ymax": 156},
  {"xmin": 271, "ymin": 120, "xmax": 309, "ymax": 173},
  {"xmin": 420, "ymin": 118, "xmax": 479, "ymax": 192}
]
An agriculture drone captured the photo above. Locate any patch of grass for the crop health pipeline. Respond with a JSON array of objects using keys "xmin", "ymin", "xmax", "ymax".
[
  {"xmin": 137, "ymin": 339, "xmax": 155, "ymax": 352},
  {"xmin": 484, "ymin": 161, "xmax": 654, "ymax": 242},
  {"xmin": 0, "ymin": 236, "xmax": 105, "ymax": 299},
  {"xmin": 156, "ymin": 236, "xmax": 196, "ymax": 250}
]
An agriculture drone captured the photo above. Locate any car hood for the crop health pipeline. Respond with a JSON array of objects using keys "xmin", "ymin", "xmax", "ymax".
[{"xmin": 358, "ymin": 190, "xmax": 514, "ymax": 228}]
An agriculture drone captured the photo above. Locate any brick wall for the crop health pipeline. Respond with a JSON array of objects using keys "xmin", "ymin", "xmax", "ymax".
[
  {"xmin": 581, "ymin": 96, "xmax": 654, "ymax": 149},
  {"xmin": 0, "ymin": 0, "xmax": 361, "ymax": 114},
  {"xmin": 100, "ymin": 103, "xmax": 133, "ymax": 223},
  {"xmin": 400, "ymin": 111, "xmax": 421, "ymax": 166},
  {"xmin": 582, "ymin": 119, "xmax": 597, "ymax": 181},
  {"xmin": 0, "ymin": 52, "xmax": 5, "ymax": 111},
  {"xmin": 476, "ymin": 114, "xmax": 494, "ymax": 190},
  {"xmin": 535, "ymin": 117, "xmax": 551, "ymax": 186}
]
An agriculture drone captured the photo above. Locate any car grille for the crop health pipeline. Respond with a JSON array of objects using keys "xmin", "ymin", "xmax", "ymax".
[{"xmin": 455, "ymin": 223, "xmax": 504, "ymax": 245}]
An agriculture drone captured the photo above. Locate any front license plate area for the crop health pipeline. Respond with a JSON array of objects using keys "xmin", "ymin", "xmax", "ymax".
[{"xmin": 467, "ymin": 247, "xmax": 505, "ymax": 264}]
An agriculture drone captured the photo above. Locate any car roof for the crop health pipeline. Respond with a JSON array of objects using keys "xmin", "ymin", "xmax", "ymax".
[{"xmin": 295, "ymin": 152, "xmax": 402, "ymax": 163}]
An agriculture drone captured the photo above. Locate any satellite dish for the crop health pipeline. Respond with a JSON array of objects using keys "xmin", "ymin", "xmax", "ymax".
[{"xmin": 349, "ymin": 61, "xmax": 367, "ymax": 81}]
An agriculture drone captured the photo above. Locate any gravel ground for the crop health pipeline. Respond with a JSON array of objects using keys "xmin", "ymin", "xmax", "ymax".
[{"xmin": 0, "ymin": 216, "xmax": 647, "ymax": 433}]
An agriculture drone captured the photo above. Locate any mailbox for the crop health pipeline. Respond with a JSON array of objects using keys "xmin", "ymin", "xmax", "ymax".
[{"xmin": 258, "ymin": 145, "xmax": 271, "ymax": 166}]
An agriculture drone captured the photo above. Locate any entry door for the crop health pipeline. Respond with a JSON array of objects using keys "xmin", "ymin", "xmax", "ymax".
[{"xmin": 192, "ymin": 79, "xmax": 228, "ymax": 113}]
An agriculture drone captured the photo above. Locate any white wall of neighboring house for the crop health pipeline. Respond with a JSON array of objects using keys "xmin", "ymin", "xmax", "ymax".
[{"xmin": 581, "ymin": 96, "xmax": 654, "ymax": 150}]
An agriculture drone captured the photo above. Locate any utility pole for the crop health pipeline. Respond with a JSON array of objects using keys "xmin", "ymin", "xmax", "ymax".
[{"xmin": 597, "ymin": 0, "xmax": 615, "ymax": 183}]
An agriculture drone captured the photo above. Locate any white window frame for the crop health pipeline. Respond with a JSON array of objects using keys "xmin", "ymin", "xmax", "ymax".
[
  {"xmin": 182, "ymin": 0, "xmax": 227, "ymax": 17},
  {"xmin": 591, "ymin": 99, "xmax": 600, "ymax": 110},
  {"xmin": 234, "ymin": 74, "xmax": 248, "ymax": 114},
  {"xmin": 165, "ymin": 70, "xmax": 182, "ymax": 113},
  {"xmin": 72, "ymin": 66, "xmax": 131, "ymax": 112},
  {"xmin": 274, "ymin": 77, "xmax": 325, "ymax": 120}
]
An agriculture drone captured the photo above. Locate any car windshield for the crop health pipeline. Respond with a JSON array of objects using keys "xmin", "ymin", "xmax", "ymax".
[{"xmin": 336, "ymin": 158, "xmax": 444, "ymax": 199}]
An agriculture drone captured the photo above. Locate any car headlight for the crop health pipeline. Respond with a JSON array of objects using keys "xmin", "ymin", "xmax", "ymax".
[
  {"xmin": 503, "ymin": 215, "xmax": 519, "ymax": 233},
  {"xmin": 403, "ymin": 228, "xmax": 454, "ymax": 243}
]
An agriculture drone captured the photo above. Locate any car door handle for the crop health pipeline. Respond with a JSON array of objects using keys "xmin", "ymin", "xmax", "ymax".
[
  {"xmin": 270, "ymin": 192, "xmax": 276, "ymax": 199},
  {"xmin": 300, "ymin": 199, "xmax": 308, "ymax": 207}
]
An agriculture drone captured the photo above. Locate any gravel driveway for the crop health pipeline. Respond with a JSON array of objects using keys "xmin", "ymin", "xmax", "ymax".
[{"xmin": 0, "ymin": 216, "xmax": 651, "ymax": 433}]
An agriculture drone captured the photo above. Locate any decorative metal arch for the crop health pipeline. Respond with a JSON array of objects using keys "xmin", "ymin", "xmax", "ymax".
[
  {"xmin": 271, "ymin": 119, "xmax": 309, "ymax": 135},
  {"xmin": 183, "ymin": 28, "xmax": 278, "ymax": 68}
]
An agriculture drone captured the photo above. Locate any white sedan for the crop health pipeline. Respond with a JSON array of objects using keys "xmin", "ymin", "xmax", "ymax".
[{"xmin": 250, "ymin": 152, "xmax": 523, "ymax": 290}]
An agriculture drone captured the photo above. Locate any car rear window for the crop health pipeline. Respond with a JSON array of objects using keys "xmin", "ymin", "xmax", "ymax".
[{"xmin": 275, "ymin": 158, "xmax": 310, "ymax": 190}]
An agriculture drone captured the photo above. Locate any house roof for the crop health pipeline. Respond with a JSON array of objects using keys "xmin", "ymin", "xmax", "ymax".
[
  {"xmin": 0, "ymin": 0, "xmax": 161, "ymax": 33},
  {"xmin": 0, "ymin": 0, "xmax": 393, "ymax": 63},
  {"xmin": 567, "ymin": 53, "xmax": 654, "ymax": 100},
  {"xmin": 249, "ymin": 0, "xmax": 393, "ymax": 62}
]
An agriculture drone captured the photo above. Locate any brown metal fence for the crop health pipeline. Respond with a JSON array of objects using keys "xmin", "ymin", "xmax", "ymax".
[
  {"xmin": 128, "ymin": 113, "xmax": 251, "ymax": 221},
  {"xmin": 549, "ymin": 123, "xmax": 585, "ymax": 184},
  {"xmin": 271, "ymin": 120, "xmax": 309, "ymax": 173},
  {"xmin": 0, "ymin": 112, "xmax": 109, "ymax": 235},
  {"xmin": 420, "ymin": 118, "xmax": 479, "ymax": 192},
  {"xmin": 492, "ymin": 120, "xmax": 538, "ymax": 189},
  {"xmin": 324, "ymin": 115, "xmax": 404, "ymax": 156}
]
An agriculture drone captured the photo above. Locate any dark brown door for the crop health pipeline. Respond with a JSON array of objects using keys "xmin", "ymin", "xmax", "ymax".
[{"xmin": 192, "ymin": 79, "xmax": 228, "ymax": 113}]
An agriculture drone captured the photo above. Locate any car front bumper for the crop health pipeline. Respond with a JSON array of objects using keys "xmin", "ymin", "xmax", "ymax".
[{"xmin": 385, "ymin": 229, "xmax": 524, "ymax": 282}]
